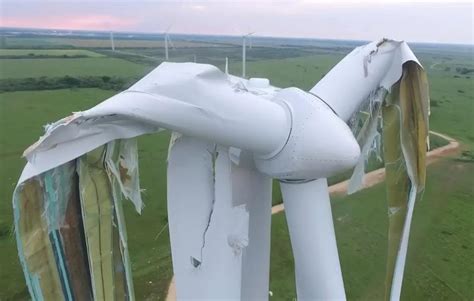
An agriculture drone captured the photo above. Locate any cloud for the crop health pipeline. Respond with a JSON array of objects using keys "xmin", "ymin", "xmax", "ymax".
[
  {"xmin": 0, "ymin": 0, "xmax": 472, "ymax": 43},
  {"xmin": 1, "ymin": 14, "xmax": 137, "ymax": 31}
]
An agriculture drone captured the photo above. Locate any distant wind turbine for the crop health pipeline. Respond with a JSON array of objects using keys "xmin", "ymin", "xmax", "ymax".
[
  {"xmin": 164, "ymin": 26, "xmax": 175, "ymax": 61},
  {"xmin": 242, "ymin": 32, "xmax": 254, "ymax": 78},
  {"xmin": 110, "ymin": 32, "xmax": 115, "ymax": 51}
]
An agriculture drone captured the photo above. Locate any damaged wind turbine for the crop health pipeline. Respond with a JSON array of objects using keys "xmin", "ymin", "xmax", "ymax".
[{"xmin": 12, "ymin": 39, "xmax": 429, "ymax": 301}]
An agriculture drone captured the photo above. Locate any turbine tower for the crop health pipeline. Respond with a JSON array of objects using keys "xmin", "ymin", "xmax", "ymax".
[
  {"xmin": 242, "ymin": 32, "xmax": 254, "ymax": 78},
  {"xmin": 110, "ymin": 31, "xmax": 115, "ymax": 51},
  {"xmin": 164, "ymin": 26, "xmax": 175, "ymax": 61},
  {"xmin": 164, "ymin": 33, "xmax": 169, "ymax": 60}
]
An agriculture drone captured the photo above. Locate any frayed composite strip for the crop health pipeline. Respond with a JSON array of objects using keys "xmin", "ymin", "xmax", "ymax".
[
  {"xmin": 13, "ymin": 139, "xmax": 140, "ymax": 301},
  {"xmin": 346, "ymin": 62, "xmax": 429, "ymax": 300},
  {"xmin": 14, "ymin": 178, "xmax": 64, "ymax": 300}
]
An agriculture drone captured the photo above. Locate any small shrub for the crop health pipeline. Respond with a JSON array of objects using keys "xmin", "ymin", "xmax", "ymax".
[
  {"xmin": 454, "ymin": 150, "xmax": 474, "ymax": 163},
  {"xmin": 0, "ymin": 223, "xmax": 10, "ymax": 239}
]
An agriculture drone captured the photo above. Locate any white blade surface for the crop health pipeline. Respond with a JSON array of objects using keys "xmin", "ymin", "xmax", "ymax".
[
  {"xmin": 281, "ymin": 179, "xmax": 346, "ymax": 300},
  {"xmin": 168, "ymin": 137, "xmax": 253, "ymax": 299},
  {"xmin": 310, "ymin": 40, "xmax": 420, "ymax": 122},
  {"xmin": 19, "ymin": 63, "xmax": 289, "ymax": 183},
  {"xmin": 230, "ymin": 149, "xmax": 272, "ymax": 300},
  {"xmin": 167, "ymin": 135, "xmax": 216, "ymax": 299}
]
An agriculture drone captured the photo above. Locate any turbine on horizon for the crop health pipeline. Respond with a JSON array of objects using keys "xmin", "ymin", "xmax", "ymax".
[
  {"xmin": 225, "ymin": 57, "xmax": 229, "ymax": 74},
  {"xmin": 164, "ymin": 26, "xmax": 175, "ymax": 61},
  {"xmin": 110, "ymin": 31, "xmax": 115, "ymax": 51},
  {"xmin": 242, "ymin": 32, "xmax": 254, "ymax": 78}
]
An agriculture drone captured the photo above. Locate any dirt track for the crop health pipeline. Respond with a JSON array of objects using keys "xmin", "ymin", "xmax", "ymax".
[{"xmin": 166, "ymin": 131, "xmax": 460, "ymax": 300}]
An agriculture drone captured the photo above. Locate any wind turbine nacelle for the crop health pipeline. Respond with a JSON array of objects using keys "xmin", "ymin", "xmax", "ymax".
[{"xmin": 254, "ymin": 88, "xmax": 360, "ymax": 182}]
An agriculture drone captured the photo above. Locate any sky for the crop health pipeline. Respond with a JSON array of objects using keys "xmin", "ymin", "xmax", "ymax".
[{"xmin": 1, "ymin": 0, "xmax": 473, "ymax": 44}]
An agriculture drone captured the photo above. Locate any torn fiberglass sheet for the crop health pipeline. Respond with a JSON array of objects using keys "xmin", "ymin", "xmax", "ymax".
[
  {"xmin": 346, "ymin": 60, "xmax": 429, "ymax": 300},
  {"xmin": 13, "ymin": 140, "xmax": 137, "ymax": 300},
  {"xmin": 382, "ymin": 63, "xmax": 429, "ymax": 300}
]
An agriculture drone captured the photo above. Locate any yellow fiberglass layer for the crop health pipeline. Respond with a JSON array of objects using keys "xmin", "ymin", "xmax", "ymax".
[
  {"xmin": 382, "ymin": 62, "xmax": 429, "ymax": 299},
  {"xmin": 78, "ymin": 146, "xmax": 116, "ymax": 301},
  {"xmin": 105, "ymin": 140, "xmax": 135, "ymax": 300},
  {"xmin": 16, "ymin": 178, "xmax": 64, "ymax": 301}
]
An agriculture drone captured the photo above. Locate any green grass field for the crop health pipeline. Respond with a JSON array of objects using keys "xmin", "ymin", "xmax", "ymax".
[
  {"xmin": 45, "ymin": 38, "xmax": 219, "ymax": 48},
  {"xmin": 2, "ymin": 37, "xmax": 60, "ymax": 48},
  {"xmin": 0, "ymin": 38, "xmax": 472, "ymax": 300},
  {"xmin": 238, "ymin": 53, "xmax": 344, "ymax": 89},
  {"xmin": 0, "ymin": 49, "xmax": 104, "ymax": 57},
  {"xmin": 0, "ymin": 57, "xmax": 151, "ymax": 79},
  {"xmin": 3, "ymin": 36, "xmax": 221, "ymax": 49}
]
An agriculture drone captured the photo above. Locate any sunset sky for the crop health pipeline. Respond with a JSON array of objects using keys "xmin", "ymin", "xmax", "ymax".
[{"xmin": 1, "ymin": 0, "xmax": 473, "ymax": 44}]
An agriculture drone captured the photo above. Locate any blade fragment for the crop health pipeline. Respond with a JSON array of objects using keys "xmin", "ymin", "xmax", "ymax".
[{"xmin": 382, "ymin": 62, "xmax": 429, "ymax": 300}]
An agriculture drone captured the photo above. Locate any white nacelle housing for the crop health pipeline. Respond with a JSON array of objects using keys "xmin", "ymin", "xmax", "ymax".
[
  {"xmin": 248, "ymin": 77, "xmax": 270, "ymax": 89},
  {"xmin": 255, "ymin": 88, "xmax": 361, "ymax": 181}
]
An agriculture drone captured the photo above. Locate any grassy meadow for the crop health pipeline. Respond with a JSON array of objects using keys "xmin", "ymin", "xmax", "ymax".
[
  {"xmin": 0, "ymin": 57, "xmax": 150, "ymax": 79},
  {"xmin": 0, "ymin": 49, "xmax": 105, "ymax": 57},
  {"xmin": 2, "ymin": 36, "xmax": 224, "ymax": 49},
  {"xmin": 0, "ymin": 35, "xmax": 472, "ymax": 300}
]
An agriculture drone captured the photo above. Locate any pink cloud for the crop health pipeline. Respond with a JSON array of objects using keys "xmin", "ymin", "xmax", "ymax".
[
  {"xmin": 0, "ymin": 1, "xmax": 472, "ymax": 44},
  {"xmin": 0, "ymin": 15, "xmax": 137, "ymax": 31}
]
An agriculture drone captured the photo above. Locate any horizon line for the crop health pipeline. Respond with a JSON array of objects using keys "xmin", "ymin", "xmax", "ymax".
[{"xmin": 1, "ymin": 25, "xmax": 473, "ymax": 47}]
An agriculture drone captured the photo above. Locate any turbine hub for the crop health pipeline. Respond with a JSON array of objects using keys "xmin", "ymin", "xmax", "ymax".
[{"xmin": 254, "ymin": 88, "xmax": 360, "ymax": 181}]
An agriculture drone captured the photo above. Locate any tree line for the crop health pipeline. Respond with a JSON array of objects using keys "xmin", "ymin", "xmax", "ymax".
[
  {"xmin": 0, "ymin": 54, "xmax": 91, "ymax": 59},
  {"xmin": 0, "ymin": 75, "xmax": 137, "ymax": 92}
]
